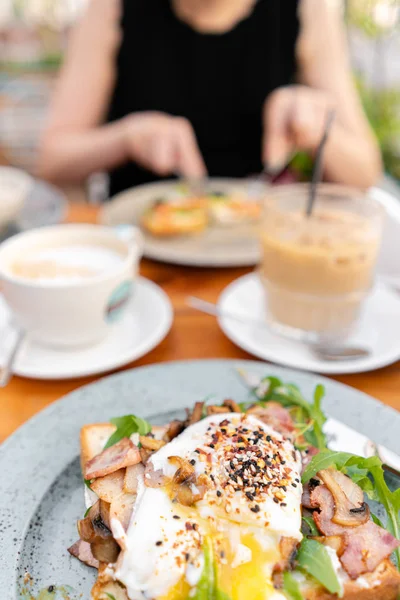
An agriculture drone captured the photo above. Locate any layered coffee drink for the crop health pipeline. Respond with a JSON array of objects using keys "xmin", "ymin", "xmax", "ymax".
[{"xmin": 260, "ymin": 185, "xmax": 384, "ymax": 341}]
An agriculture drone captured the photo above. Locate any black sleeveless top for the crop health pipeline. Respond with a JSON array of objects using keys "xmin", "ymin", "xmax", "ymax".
[{"xmin": 108, "ymin": 0, "xmax": 299, "ymax": 196}]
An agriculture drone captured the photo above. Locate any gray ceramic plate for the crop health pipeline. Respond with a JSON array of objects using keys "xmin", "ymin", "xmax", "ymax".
[{"xmin": 1, "ymin": 359, "xmax": 400, "ymax": 600}]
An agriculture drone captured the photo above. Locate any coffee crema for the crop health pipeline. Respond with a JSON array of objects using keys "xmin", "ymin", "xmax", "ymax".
[{"xmin": 11, "ymin": 244, "xmax": 124, "ymax": 283}]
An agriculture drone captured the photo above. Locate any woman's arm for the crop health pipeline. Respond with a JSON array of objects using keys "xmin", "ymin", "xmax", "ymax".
[
  {"xmin": 38, "ymin": 0, "xmax": 206, "ymax": 183},
  {"xmin": 37, "ymin": 0, "xmax": 126, "ymax": 182},
  {"xmin": 264, "ymin": 0, "xmax": 382, "ymax": 188}
]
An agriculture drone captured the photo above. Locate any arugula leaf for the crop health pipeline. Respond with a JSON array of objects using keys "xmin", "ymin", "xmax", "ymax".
[
  {"xmin": 302, "ymin": 515, "xmax": 320, "ymax": 536},
  {"xmin": 84, "ymin": 506, "xmax": 91, "ymax": 518},
  {"xmin": 192, "ymin": 538, "xmax": 215, "ymax": 600},
  {"xmin": 302, "ymin": 449, "xmax": 400, "ymax": 568},
  {"xmin": 282, "ymin": 571, "xmax": 305, "ymax": 600},
  {"xmin": 104, "ymin": 415, "xmax": 152, "ymax": 449},
  {"xmin": 84, "ymin": 478, "xmax": 93, "ymax": 489},
  {"xmin": 297, "ymin": 539, "xmax": 343, "ymax": 596},
  {"xmin": 105, "ymin": 594, "xmax": 116, "ymax": 600}
]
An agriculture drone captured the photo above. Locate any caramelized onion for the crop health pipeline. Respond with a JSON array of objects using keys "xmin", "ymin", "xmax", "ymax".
[
  {"xmin": 166, "ymin": 420, "xmax": 185, "ymax": 441},
  {"xmin": 223, "ymin": 399, "xmax": 242, "ymax": 413},
  {"xmin": 139, "ymin": 436, "xmax": 166, "ymax": 451},
  {"xmin": 318, "ymin": 468, "xmax": 370, "ymax": 527},
  {"xmin": 188, "ymin": 402, "xmax": 204, "ymax": 424}
]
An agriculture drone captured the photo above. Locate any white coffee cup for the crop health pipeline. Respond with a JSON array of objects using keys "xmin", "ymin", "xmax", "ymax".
[{"xmin": 0, "ymin": 224, "xmax": 143, "ymax": 348}]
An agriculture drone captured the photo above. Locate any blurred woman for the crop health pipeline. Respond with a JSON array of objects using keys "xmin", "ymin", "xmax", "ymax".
[{"xmin": 38, "ymin": 0, "xmax": 382, "ymax": 196}]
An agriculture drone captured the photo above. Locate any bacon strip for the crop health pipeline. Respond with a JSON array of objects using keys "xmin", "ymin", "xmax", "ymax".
[
  {"xmin": 68, "ymin": 540, "xmax": 99, "ymax": 569},
  {"xmin": 247, "ymin": 402, "xmax": 295, "ymax": 437},
  {"xmin": 340, "ymin": 521, "xmax": 400, "ymax": 579},
  {"xmin": 85, "ymin": 438, "xmax": 141, "ymax": 480},
  {"xmin": 311, "ymin": 483, "xmax": 400, "ymax": 579}
]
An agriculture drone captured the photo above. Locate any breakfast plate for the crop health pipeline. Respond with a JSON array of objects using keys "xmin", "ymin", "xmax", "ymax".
[
  {"xmin": 0, "ymin": 277, "xmax": 173, "ymax": 380},
  {"xmin": 101, "ymin": 179, "xmax": 261, "ymax": 267},
  {"xmin": 0, "ymin": 179, "xmax": 67, "ymax": 242},
  {"xmin": 100, "ymin": 182, "xmax": 400, "ymax": 270},
  {"xmin": 217, "ymin": 273, "xmax": 400, "ymax": 374},
  {"xmin": 1, "ymin": 359, "xmax": 399, "ymax": 599}
]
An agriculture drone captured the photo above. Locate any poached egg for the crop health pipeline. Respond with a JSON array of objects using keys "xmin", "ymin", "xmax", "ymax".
[{"xmin": 112, "ymin": 412, "xmax": 303, "ymax": 600}]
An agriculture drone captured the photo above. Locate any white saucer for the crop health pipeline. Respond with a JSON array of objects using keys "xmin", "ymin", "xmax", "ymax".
[
  {"xmin": 218, "ymin": 273, "xmax": 400, "ymax": 374},
  {"xmin": 0, "ymin": 277, "xmax": 173, "ymax": 380}
]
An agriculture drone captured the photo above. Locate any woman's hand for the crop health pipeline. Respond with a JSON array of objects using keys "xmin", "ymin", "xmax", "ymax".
[
  {"xmin": 123, "ymin": 112, "xmax": 207, "ymax": 178},
  {"xmin": 262, "ymin": 85, "xmax": 335, "ymax": 171}
]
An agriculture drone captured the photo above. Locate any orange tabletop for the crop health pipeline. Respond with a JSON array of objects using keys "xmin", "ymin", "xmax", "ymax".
[{"xmin": 1, "ymin": 202, "xmax": 399, "ymax": 442}]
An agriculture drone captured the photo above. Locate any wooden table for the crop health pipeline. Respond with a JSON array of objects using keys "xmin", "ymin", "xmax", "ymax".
[{"xmin": 1, "ymin": 203, "xmax": 399, "ymax": 442}]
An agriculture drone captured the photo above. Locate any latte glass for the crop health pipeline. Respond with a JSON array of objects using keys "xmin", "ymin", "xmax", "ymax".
[{"xmin": 260, "ymin": 184, "xmax": 384, "ymax": 342}]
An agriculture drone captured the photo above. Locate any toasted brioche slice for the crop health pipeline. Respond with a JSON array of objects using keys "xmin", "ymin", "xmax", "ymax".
[
  {"xmin": 141, "ymin": 201, "xmax": 208, "ymax": 237},
  {"xmin": 80, "ymin": 423, "xmax": 116, "ymax": 472},
  {"xmin": 80, "ymin": 424, "xmax": 400, "ymax": 600},
  {"xmin": 303, "ymin": 559, "xmax": 400, "ymax": 600}
]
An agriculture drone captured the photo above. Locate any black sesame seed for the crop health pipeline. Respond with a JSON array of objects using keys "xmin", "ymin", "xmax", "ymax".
[
  {"xmin": 250, "ymin": 505, "xmax": 260, "ymax": 513},
  {"xmin": 156, "ymin": 541, "xmax": 163, "ymax": 546},
  {"xmin": 273, "ymin": 497, "xmax": 279, "ymax": 504},
  {"xmin": 173, "ymin": 515, "xmax": 181, "ymax": 519},
  {"xmin": 266, "ymin": 436, "xmax": 272, "ymax": 442},
  {"xmin": 280, "ymin": 503, "xmax": 287, "ymax": 507},
  {"xmin": 246, "ymin": 492, "xmax": 254, "ymax": 500},
  {"xmin": 209, "ymin": 444, "xmax": 215, "ymax": 449},
  {"xmin": 190, "ymin": 459, "xmax": 196, "ymax": 466},
  {"xmin": 185, "ymin": 553, "xmax": 190, "ymax": 561},
  {"xmin": 291, "ymin": 483, "xmax": 297, "ymax": 488},
  {"xmin": 48, "ymin": 586, "xmax": 55, "ymax": 594},
  {"xmin": 216, "ymin": 490, "xmax": 222, "ymax": 497},
  {"xmin": 281, "ymin": 460, "xmax": 286, "ymax": 465}
]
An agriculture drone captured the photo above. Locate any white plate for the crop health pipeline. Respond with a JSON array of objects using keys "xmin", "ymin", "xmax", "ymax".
[
  {"xmin": 0, "ymin": 277, "xmax": 173, "ymax": 380},
  {"xmin": 101, "ymin": 178, "xmax": 260, "ymax": 267},
  {"xmin": 218, "ymin": 273, "xmax": 400, "ymax": 374}
]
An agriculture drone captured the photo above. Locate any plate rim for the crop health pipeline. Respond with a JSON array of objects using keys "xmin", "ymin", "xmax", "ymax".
[
  {"xmin": 10, "ymin": 277, "xmax": 173, "ymax": 380},
  {"xmin": 218, "ymin": 272, "xmax": 400, "ymax": 375},
  {"xmin": 2, "ymin": 358, "xmax": 400, "ymax": 596}
]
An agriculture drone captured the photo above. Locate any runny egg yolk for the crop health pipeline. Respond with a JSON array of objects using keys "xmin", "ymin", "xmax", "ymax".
[
  {"xmin": 218, "ymin": 533, "xmax": 280, "ymax": 600},
  {"xmin": 157, "ymin": 530, "xmax": 280, "ymax": 600}
]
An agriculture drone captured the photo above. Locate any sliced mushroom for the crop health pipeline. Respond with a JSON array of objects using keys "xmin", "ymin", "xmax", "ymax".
[
  {"xmin": 124, "ymin": 463, "xmax": 145, "ymax": 494},
  {"xmin": 91, "ymin": 536, "xmax": 120, "ymax": 564},
  {"xmin": 85, "ymin": 438, "xmax": 141, "ymax": 480},
  {"xmin": 223, "ymin": 399, "xmax": 242, "ymax": 413},
  {"xmin": 318, "ymin": 468, "xmax": 370, "ymax": 527},
  {"xmin": 68, "ymin": 540, "xmax": 99, "ymax": 569},
  {"xmin": 188, "ymin": 402, "xmax": 204, "ymax": 424},
  {"xmin": 77, "ymin": 501, "xmax": 111, "ymax": 543},
  {"xmin": 100, "ymin": 500, "xmax": 112, "ymax": 531},
  {"xmin": 139, "ymin": 436, "xmax": 166, "ymax": 451}
]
